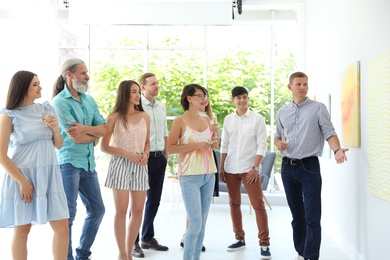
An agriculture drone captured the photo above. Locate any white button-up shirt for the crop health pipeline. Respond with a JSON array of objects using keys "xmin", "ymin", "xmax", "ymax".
[{"xmin": 220, "ymin": 109, "xmax": 267, "ymax": 174}]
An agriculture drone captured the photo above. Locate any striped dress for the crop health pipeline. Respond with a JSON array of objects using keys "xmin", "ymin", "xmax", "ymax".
[{"xmin": 105, "ymin": 116, "xmax": 149, "ymax": 191}]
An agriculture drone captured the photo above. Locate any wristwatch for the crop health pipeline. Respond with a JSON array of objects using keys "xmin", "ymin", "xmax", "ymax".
[{"xmin": 252, "ymin": 166, "xmax": 259, "ymax": 172}]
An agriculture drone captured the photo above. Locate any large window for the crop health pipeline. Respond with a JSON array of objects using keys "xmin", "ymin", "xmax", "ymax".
[{"xmin": 56, "ymin": 22, "xmax": 302, "ymax": 192}]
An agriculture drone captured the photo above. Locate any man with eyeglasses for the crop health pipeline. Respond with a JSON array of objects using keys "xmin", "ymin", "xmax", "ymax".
[
  {"xmin": 132, "ymin": 72, "xmax": 169, "ymax": 258},
  {"xmin": 220, "ymin": 86, "xmax": 271, "ymax": 259}
]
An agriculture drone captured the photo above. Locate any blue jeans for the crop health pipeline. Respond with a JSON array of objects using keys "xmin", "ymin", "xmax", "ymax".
[
  {"xmin": 281, "ymin": 157, "xmax": 322, "ymax": 260},
  {"xmin": 180, "ymin": 174, "xmax": 215, "ymax": 260},
  {"xmin": 60, "ymin": 163, "xmax": 105, "ymax": 260}
]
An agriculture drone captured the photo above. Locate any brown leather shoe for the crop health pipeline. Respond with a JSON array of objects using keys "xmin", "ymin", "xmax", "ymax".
[
  {"xmin": 141, "ymin": 237, "xmax": 169, "ymax": 251},
  {"xmin": 132, "ymin": 242, "xmax": 145, "ymax": 258}
]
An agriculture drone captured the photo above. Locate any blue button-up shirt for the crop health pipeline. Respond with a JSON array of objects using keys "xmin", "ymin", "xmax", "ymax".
[
  {"xmin": 52, "ymin": 86, "xmax": 105, "ymax": 171},
  {"xmin": 275, "ymin": 97, "xmax": 337, "ymax": 159}
]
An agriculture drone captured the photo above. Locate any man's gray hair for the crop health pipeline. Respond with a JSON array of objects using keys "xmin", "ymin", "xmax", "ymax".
[
  {"xmin": 61, "ymin": 58, "xmax": 85, "ymax": 81},
  {"xmin": 52, "ymin": 57, "xmax": 85, "ymax": 98}
]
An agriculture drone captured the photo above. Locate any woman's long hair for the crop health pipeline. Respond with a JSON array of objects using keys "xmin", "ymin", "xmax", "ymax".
[
  {"xmin": 203, "ymin": 88, "xmax": 214, "ymax": 120},
  {"xmin": 6, "ymin": 71, "xmax": 36, "ymax": 109},
  {"xmin": 111, "ymin": 80, "xmax": 144, "ymax": 129}
]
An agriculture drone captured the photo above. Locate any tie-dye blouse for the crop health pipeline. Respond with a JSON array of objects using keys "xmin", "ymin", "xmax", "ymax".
[{"xmin": 178, "ymin": 119, "xmax": 217, "ymax": 176}]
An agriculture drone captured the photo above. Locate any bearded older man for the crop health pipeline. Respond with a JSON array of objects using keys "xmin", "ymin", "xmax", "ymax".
[{"xmin": 52, "ymin": 58, "xmax": 107, "ymax": 260}]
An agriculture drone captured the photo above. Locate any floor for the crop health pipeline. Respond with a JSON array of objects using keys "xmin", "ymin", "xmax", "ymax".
[{"xmin": 0, "ymin": 174, "xmax": 349, "ymax": 260}]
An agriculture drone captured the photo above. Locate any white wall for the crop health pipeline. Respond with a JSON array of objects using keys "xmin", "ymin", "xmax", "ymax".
[
  {"xmin": 0, "ymin": 0, "xmax": 58, "ymax": 105},
  {"xmin": 305, "ymin": 0, "xmax": 390, "ymax": 259}
]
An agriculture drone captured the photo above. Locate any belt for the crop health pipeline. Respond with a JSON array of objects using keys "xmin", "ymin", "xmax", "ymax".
[
  {"xmin": 283, "ymin": 156, "xmax": 318, "ymax": 165},
  {"xmin": 149, "ymin": 150, "xmax": 164, "ymax": 157}
]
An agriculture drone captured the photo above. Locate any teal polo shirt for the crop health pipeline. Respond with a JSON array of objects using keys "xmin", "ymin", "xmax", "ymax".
[{"xmin": 52, "ymin": 86, "xmax": 105, "ymax": 172}]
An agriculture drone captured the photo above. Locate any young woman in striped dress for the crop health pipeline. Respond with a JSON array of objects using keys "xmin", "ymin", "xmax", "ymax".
[{"xmin": 101, "ymin": 80, "xmax": 151, "ymax": 260}]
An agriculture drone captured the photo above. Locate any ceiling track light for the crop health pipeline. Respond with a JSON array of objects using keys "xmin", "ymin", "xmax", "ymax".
[{"xmin": 63, "ymin": 0, "xmax": 69, "ymax": 8}]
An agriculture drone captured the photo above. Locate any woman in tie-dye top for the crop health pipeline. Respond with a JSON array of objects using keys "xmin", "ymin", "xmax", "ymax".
[{"xmin": 168, "ymin": 84, "xmax": 217, "ymax": 260}]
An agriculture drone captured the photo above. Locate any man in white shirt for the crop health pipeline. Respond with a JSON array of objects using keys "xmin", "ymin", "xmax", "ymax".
[
  {"xmin": 132, "ymin": 73, "xmax": 169, "ymax": 258},
  {"xmin": 220, "ymin": 86, "xmax": 271, "ymax": 260}
]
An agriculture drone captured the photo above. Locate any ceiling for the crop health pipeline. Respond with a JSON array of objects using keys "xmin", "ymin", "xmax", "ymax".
[{"xmin": 0, "ymin": 0, "xmax": 303, "ymax": 25}]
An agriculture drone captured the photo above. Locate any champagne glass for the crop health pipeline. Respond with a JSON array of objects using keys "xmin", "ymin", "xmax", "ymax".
[
  {"xmin": 211, "ymin": 115, "xmax": 217, "ymax": 124},
  {"xmin": 211, "ymin": 115, "xmax": 218, "ymax": 138},
  {"xmin": 210, "ymin": 115, "xmax": 219, "ymax": 149},
  {"xmin": 42, "ymin": 105, "xmax": 54, "ymax": 137},
  {"xmin": 282, "ymin": 128, "xmax": 288, "ymax": 143},
  {"xmin": 42, "ymin": 105, "xmax": 52, "ymax": 120}
]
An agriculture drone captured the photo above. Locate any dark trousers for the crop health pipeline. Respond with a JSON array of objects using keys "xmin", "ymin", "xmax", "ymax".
[
  {"xmin": 281, "ymin": 156, "xmax": 322, "ymax": 260},
  {"xmin": 135, "ymin": 154, "xmax": 167, "ymax": 243}
]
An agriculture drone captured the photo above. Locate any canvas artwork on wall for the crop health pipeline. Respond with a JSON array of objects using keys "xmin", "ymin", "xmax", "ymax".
[
  {"xmin": 368, "ymin": 49, "xmax": 390, "ymax": 202},
  {"xmin": 340, "ymin": 61, "xmax": 361, "ymax": 147}
]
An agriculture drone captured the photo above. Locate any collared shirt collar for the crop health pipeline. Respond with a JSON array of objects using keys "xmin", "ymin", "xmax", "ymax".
[
  {"xmin": 291, "ymin": 97, "xmax": 311, "ymax": 108},
  {"xmin": 142, "ymin": 94, "xmax": 158, "ymax": 107},
  {"xmin": 62, "ymin": 83, "xmax": 86, "ymax": 101},
  {"xmin": 234, "ymin": 108, "xmax": 250, "ymax": 118}
]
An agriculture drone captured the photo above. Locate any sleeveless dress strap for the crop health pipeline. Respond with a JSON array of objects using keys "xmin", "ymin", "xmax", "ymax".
[{"xmin": 179, "ymin": 115, "xmax": 188, "ymax": 126}]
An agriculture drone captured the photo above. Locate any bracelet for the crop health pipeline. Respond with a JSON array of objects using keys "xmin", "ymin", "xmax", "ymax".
[{"xmin": 334, "ymin": 148, "xmax": 341, "ymax": 155}]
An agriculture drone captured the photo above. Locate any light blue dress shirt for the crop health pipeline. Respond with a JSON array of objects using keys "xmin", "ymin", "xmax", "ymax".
[{"xmin": 141, "ymin": 95, "xmax": 168, "ymax": 152}]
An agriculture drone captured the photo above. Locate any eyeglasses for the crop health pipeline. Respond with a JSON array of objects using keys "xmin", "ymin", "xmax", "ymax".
[{"xmin": 192, "ymin": 94, "xmax": 208, "ymax": 99}]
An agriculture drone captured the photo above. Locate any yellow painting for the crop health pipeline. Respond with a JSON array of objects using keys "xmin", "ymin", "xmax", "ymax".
[
  {"xmin": 368, "ymin": 49, "xmax": 390, "ymax": 202},
  {"xmin": 341, "ymin": 61, "xmax": 361, "ymax": 147}
]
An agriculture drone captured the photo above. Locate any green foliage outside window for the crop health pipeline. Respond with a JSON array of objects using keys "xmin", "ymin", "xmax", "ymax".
[{"xmin": 89, "ymin": 38, "xmax": 296, "ymax": 179}]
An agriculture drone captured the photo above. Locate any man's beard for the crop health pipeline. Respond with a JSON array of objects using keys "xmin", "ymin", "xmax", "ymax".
[{"xmin": 72, "ymin": 77, "xmax": 89, "ymax": 93}]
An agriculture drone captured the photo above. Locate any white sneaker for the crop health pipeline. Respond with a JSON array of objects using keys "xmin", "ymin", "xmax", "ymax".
[{"xmin": 295, "ymin": 256, "xmax": 304, "ymax": 260}]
